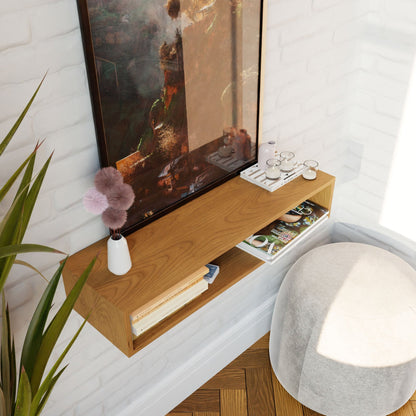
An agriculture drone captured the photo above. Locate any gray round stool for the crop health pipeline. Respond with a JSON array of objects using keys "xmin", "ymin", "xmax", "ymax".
[{"xmin": 269, "ymin": 242, "xmax": 416, "ymax": 416}]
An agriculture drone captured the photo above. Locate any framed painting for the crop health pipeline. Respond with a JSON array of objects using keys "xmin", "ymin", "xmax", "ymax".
[{"xmin": 77, "ymin": 0, "xmax": 265, "ymax": 234}]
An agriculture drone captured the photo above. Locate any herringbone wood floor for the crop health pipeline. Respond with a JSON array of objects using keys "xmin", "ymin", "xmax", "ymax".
[{"xmin": 167, "ymin": 333, "xmax": 416, "ymax": 416}]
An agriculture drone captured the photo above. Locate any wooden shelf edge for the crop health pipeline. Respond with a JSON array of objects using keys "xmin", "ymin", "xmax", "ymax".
[{"xmin": 63, "ymin": 171, "xmax": 336, "ymax": 357}]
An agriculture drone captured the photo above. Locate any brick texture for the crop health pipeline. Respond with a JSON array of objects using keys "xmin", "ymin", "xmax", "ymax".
[{"xmin": 2, "ymin": 0, "xmax": 414, "ymax": 415}]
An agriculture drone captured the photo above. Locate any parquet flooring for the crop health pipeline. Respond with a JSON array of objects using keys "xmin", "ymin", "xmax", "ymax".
[{"xmin": 167, "ymin": 333, "xmax": 416, "ymax": 416}]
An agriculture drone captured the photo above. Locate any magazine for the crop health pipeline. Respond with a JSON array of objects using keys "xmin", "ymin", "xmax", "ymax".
[{"xmin": 237, "ymin": 200, "xmax": 329, "ymax": 264}]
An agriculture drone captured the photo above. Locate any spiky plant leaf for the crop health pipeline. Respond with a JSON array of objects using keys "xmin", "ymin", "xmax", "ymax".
[
  {"xmin": 30, "ymin": 257, "xmax": 96, "ymax": 394},
  {"xmin": 30, "ymin": 318, "xmax": 87, "ymax": 416},
  {"xmin": 12, "ymin": 136, "xmax": 36, "ymax": 204},
  {"xmin": 0, "ymin": 153, "xmax": 36, "ymax": 294},
  {"xmin": 32, "ymin": 367, "xmax": 65, "ymax": 416},
  {"xmin": 19, "ymin": 154, "xmax": 52, "ymax": 239},
  {"xmin": 0, "ymin": 154, "xmax": 55, "ymax": 294},
  {"xmin": 20, "ymin": 260, "xmax": 66, "ymax": 382},
  {"xmin": 13, "ymin": 260, "xmax": 48, "ymax": 283},
  {"xmin": 0, "ymin": 147, "xmax": 35, "ymax": 240},
  {"xmin": 0, "ymin": 75, "xmax": 45, "ymax": 157},
  {"xmin": 0, "ymin": 182, "xmax": 30, "ymax": 239},
  {"xmin": 0, "ymin": 149, "xmax": 36, "ymax": 204},
  {"xmin": 14, "ymin": 369, "xmax": 31, "ymax": 416},
  {"xmin": 1, "ymin": 293, "xmax": 16, "ymax": 416},
  {"xmin": 0, "ymin": 244, "xmax": 62, "ymax": 259},
  {"xmin": 0, "ymin": 387, "xmax": 6, "ymax": 416}
]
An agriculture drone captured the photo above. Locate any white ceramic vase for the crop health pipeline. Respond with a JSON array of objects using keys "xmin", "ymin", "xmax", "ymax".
[
  {"xmin": 107, "ymin": 234, "xmax": 132, "ymax": 275},
  {"xmin": 258, "ymin": 140, "xmax": 278, "ymax": 170}
]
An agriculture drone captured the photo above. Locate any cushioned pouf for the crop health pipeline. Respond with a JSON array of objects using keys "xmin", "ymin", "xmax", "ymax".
[{"xmin": 269, "ymin": 242, "xmax": 416, "ymax": 416}]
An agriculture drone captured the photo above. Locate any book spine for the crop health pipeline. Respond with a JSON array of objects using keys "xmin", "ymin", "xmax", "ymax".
[
  {"xmin": 130, "ymin": 277, "xmax": 206, "ymax": 323},
  {"xmin": 129, "ymin": 266, "xmax": 209, "ymax": 321},
  {"xmin": 131, "ymin": 279, "xmax": 208, "ymax": 336}
]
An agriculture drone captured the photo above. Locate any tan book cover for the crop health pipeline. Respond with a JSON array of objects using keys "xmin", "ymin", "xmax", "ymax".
[
  {"xmin": 131, "ymin": 278, "xmax": 209, "ymax": 336},
  {"xmin": 131, "ymin": 276, "xmax": 207, "ymax": 324},
  {"xmin": 129, "ymin": 265, "xmax": 209, "ymax": 322}
]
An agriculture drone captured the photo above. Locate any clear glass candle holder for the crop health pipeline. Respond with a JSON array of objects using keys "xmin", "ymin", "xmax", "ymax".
[
  {"xmin": 279, "ymin": 151, "xmax": 295, "ymax": 172},
  {"xmin": 265, "ymin": 158, "xmax": 281, "ymax": 180},
  {"xmin": 302, "ymin": 160, "xmax": 319, "ymax": 180}
]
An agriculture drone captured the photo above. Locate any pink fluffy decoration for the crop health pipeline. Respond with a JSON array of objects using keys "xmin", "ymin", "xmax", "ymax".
[
  {"xmin": 83, "ymin": 188, "xmax": 109, "ymax": 215},
  {"xmin": 102, "ymin": 207, "xmax": 127, "ymax": 230},
  {"xmin": 106, "ymin": 183, "xmax": 135, "ymax": 210},
  {"xmin": 94, "ymin": 167, "xmax": 123, "ymax": 195}
]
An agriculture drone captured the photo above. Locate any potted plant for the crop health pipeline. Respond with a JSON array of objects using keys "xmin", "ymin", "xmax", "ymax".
[{"xmin": 0, "ymin": 77, "xmax": 95, "ymax": 415}]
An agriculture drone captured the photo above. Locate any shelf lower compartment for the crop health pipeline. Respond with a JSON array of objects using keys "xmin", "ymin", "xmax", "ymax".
[{"xmin": 132, "ymin": 247, "xmax": 263, "ymax": 352}]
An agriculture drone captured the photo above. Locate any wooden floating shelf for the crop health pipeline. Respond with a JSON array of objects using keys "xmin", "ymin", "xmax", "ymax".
[{"xmin": 62, "ymin": 171, "xmax": 335, "ymax": 357}]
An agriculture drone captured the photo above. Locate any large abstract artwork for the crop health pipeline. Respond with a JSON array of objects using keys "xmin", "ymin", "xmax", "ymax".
[{"xmin": 77, "ymin": 0, "xmax": 264, "ymax": 234}]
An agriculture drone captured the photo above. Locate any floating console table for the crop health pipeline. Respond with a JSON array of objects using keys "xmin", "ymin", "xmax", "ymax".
[{"xmin": 62, "ymin": 171, "xmax": 335, "ymax": 357}]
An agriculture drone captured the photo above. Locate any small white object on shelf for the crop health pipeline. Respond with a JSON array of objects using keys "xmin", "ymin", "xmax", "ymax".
[
  {"xmin": 240, "ymin": 162, "xmax": 305, "ymax": 192},
  {"xmin": 258, "ymin": 140, "xmax": 278, "ymax": 170},
  {"xmin": 303, "ymin": 169, "xmax": 316, "ymax": 180},
  {"xmin": 265, "ymin": 159, "xmax": 281, "ymax": 180},
  {"xmin": 107, "ymin": 234, "xmax": 132, "ymax": 275},
  {"xmin": 279, "ymin": 151, "xmax": 295, "ymax": 172},
  {"xmin": 302, "ymin": 160, "xmax": 319, "ymax": 180}
]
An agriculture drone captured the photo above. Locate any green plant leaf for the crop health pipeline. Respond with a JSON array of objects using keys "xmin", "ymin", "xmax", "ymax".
[
  {"xmin": 0, "ymin": 150, "xmax": 36, "ymax": 204},
  {"xmin": 0, "ymin": 145, "xmax": 35, "ymax": 240},
  {"xmin": 0, "ymin": 183, "xmax": 30, "ymax": 240},
  {"xmin": 10, "ymin": 338, "xmax": 16, "ymax": 416},
  {"xmin": 0, "ymin": 77, "xmax": 47, "ymax": 293},
  {"xmin": 0, "ymin": 75, "xmax": 45, "ymax": 157},
  {"xmin": 13, "ymin": 141, "xmax": 36, "ymax": 205},
  {"xmin": 1, "ymin": 293, "xmax": 16, "ymax": 416},
  {"xmin": 30, "ymin": 318, "xmax": 87, "ymax": 416},
  {"xmin": 19, "ymin": 153, "xmax": 52, "ymax": 239},
  {"xmin": 13, "ymin": 260, "xmax": 49, "ymax": 283},
  {"xmin": 32, "ymin": 367, "xmax": 65, "ymax": 416},
  {"xmin": 30, "ymin": 257, "xmax": 96, "ymax": 394},
  {"xmin": 0, "ymin": 152, "xmax": 56, "ymax": 294},
  {"xmin": 14, "ymin": 369, "xmax": 31, "ymax": 416},
  {"xmin": 0, "ymin": 297, "xmax": 10, "ymax": 411},
  {"xmin": 0, "ymin": 244, "xmax": 63, "ymax": 259},
  {"xmin": 20, "ymin": 260, "xmax": 66, "ymax": 383},
  {"xmin": 0, "ymin": 387, "xmax": 7, "ymax": 416},
  {"xmin": 0, "ymin": 152, "xmax": 36, "ymax": 293}
]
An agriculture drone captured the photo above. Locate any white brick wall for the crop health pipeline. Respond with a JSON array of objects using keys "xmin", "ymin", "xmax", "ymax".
[
  {"xmin": 334, "ymin": 0, "xmax": 416, "ymax": 251},
  {"xmin": 2, "ymin": 0, "xmax": 405, "ymax": 414}
]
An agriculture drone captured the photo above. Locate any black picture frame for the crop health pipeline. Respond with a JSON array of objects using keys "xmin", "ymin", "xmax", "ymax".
[{"xmin": 77, "ymin": 0, "xmax": 265, "ymax": 235}]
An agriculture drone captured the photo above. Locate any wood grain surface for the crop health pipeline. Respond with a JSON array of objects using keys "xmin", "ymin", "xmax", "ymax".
[
  {"xmin": 63, "ymin": 172, "xmax": 335, "ymax": 355},
  {"xmin": 167, "ymin": 333, "xmax": 416, "ymax": 416}
]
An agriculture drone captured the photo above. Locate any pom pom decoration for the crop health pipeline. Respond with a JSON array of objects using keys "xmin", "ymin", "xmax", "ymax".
[
  {"xmin": 83, "ymin": 188, "xmax": 109, "ymax": 215},
  {"xmin": 94, "ymin": 167, "xmax": 123, "ymax": 195},
  {"xmin": 106, "ymin": 183, "xmax": 135, "ymax": 211},
  {"xmin": 83, "ymin": 167, "xmax": 136, "ymax": 238},
  {"xmin": 102, "ymin": 207, "xmax": 127, "ymax": 230}
]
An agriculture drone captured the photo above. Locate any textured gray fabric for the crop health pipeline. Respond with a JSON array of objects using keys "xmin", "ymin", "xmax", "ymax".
[{"xmin": 269, "ymin": 242, "xmax": 416, "ymax": 416}]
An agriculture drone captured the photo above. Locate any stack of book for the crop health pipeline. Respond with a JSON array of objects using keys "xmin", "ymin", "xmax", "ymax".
[
  {"xmin": 237, "ymin": 200, "xmax": 329, "ymax": 264},
  {"xmin": 130, "ymin": 266, "xmax": 209, "ymax": 337}
]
